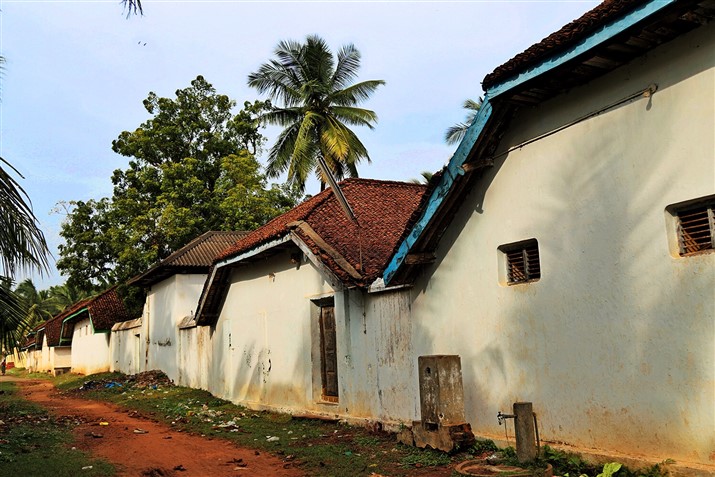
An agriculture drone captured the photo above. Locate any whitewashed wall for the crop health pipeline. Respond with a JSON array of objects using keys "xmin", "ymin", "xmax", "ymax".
[
  {"xmin": 24, "ymin": 350, "xmax": 39, "ymax": 372},
  {"xmin": 208, "ymin": 249, "xmax": 335, "ymax": 413},
  {"xmin": 50, "ymin": 347, "xmax": 71, "ymax": 375},
  {"xmin": 70, "ymin": 317, "xmax": 111, "ymax": 375},
  {"xmin": 176, "ymin": 324, "xmax": 211, "ymax": 391},
  {"xmin": 405, "ymin": 23, "xmax": 714, "ymax": 465},
  {"xmin": 175, "ymin": 248, "xmax": 416, "ymax": 427},
  {"xmin": 142, "ymin": 274, "xmax": 207, "ymax": 382},
  {"xmin": 110, "ymin": 320, "xmax": 143, "ymax": 375}
]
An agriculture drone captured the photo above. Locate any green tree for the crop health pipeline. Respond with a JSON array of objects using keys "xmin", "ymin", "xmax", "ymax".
[
  {"xmin": 14, "ymin": 279, "xmax": 59, "ymax": 329},
  {"xmin": 56, "ymin": 198, "xmax": 114, "ymax": 293},
  {"xmin": 248, "ymin": 35, "xmax": 385, "ymax": 192},
  {"xmin": 58, "ymin": 76, "xmax": 299, "ymax": 310},
  {"xmin": 47, "ymin": 282, "xmax": 93, "ymax": 312},
  {"xmin": 444, "ymin": 98, "xmax": 483, "ymax": 146}
]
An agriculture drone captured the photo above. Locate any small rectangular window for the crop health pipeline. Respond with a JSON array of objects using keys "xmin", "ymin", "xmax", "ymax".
[
  {"xmin": 676, "ymin": 203, "xmax": 714, "ymax": 256},
  {"xmin": 499, "ymin": 239, "xmax": 541, "ymax": 285}
]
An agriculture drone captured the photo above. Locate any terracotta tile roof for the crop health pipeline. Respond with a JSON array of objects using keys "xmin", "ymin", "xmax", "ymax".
[
  {"xmin": 21, "ymin": 334, "xmax": 36, "ymax": 350},
  {"xmin": 44, "ymin": 287, "xmax": 130, "ymax": 346},
  {"xmin": 216, "ymin": 179, "xmax": 428, "ymax": 286},
  {"xmin": 129, "ymin": 231, "xmax": 249, "ymax": 287},
  {"xmin": 482, "ymin": 0, "xmax": 644, "ymax": 90},
  {"xmin": 196, "ymin": 179, "xmax": 427, "ymax": 325}
]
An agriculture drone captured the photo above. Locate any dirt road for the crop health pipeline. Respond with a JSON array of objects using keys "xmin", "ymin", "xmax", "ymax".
[{"xmin": 14, "ymin": 377, "xmax": 304, "ymax": 477}]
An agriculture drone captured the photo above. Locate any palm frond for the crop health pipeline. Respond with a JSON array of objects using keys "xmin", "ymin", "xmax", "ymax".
[
  {"xmin": 260, "ymin": 107, "xmax": 304, "ymax": 128},
  {"xmin": 0, "ymin": 159, "xmax": 50, "ymax": 276},
  {"xmin": 332, "ymin": 43, "xmax": 361, "ymax": 89},
  {"xmin": 0, "ymin": 283, "xmax": 29, "ymax": 354},
  {"xmin": 330, "ymin": 106, "xmax": 378, "ymax": 128},
  {"xmin": 330, "ymin": 80, "xmax": 385, "ymax": 106},
  {"xmin": 445, "ymin": 97, "xmax": 483, "ymax": 145},
  {"xmin": 121, "ymin": 0, "xmax": 143, "ymax": 16},
  {"xmin": 266, "ymin": 123, "xmax": 300, "ymax": 178},
  {"xmin": 320, "ymin": 117, "xmax": 353, "ymax": 162},
  {"xmin": 303, "ymin": 35, "xmax": 334, "ymax": 88},
  {"xmin": 445, "ymin": 122, "xmax": 471, "ymax": 145},
  {"xmin": 247, "ymin": 61, "xmax": 303, "ymax": 107}
]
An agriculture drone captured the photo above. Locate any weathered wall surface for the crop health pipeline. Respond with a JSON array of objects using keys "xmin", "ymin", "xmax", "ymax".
[
  {"xmin": 407, "ymin": 23, "xmax": 714, "ymax": 465},
  {"xmin": 24, "ymin": 350, "xmax": 39, "ymax": 372},
  {"xmin": 39, "ymin": 336, "xmax": 51, "ymax": 373},
  {"xmin": 209, "ymin": 249, "xmax": 335, "ymax": 414},
  {"xmin": 187, "ymin": 249, "xmax": 417, "ymax": 426},
  {"xmin": 346, "ymin": 289, "xmax": 417, "ymax": 425},
  {"xmin": 177, "ymin": 324, "xmax": 212, "ymax": 391},
  {"xmin": 110, "ymin": 321, "xmax": 143, "ymax": 375},
  {"xmin": 70, "ymin": 317, "xmax": 111, "ymax": 375},
  {"xmin": 143, "ymin": 274, "xmax": 207, "ymax": 382},
  {"xmin": 51, "ymin": 347, "xmax": 72, "ymax": 375}
]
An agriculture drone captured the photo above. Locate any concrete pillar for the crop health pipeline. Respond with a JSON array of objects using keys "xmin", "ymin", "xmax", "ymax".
[{"xmin": 514, "ymin": 402, "xmax": 537, "ymax": 463}]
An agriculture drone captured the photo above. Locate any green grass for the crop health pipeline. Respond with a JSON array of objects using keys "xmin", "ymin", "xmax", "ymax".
[
  {"xmin": 0, "ymin": 381, "xmax": 115, "ymax": 476},
  {"xmin": 55, "ymin": 371, "xmax": 460, "ymax": 476},
  {"xmin": 45, "ymin": 372, "xmax": 676, "ymax": 477}
]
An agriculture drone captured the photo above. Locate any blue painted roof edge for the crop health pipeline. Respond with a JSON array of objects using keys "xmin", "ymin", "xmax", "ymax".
[
  {"xmin": 488, "ymin": 0, "xmax": 677, "ymax": 98},
  {"xmin": 382, "ymin": 97, "xmax": 493, "ymax": 284},
  {"xmin": 382, "ymin": 0, "xmax": 675, "ymax": 285}
]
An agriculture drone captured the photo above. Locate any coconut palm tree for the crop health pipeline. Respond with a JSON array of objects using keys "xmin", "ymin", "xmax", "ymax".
[
  {"xmin": 48, "ymin": 282, "xmax": 92, "ymax": 312},
  {"xmin": 248, "ymin": 35, "xmax": 385, "ymax": 192},
  {"xmin": 444, "ymin": 98, "xmax": 483, "ymax": 146},
  {"xmin": 15, "ymin": 279, "xmax": 59, "ymax": 329},
  {"xmin": 0, "ymin": 159, "xmax": 50, "ymax": 352},
  {"xmin": 0, "ymin": 56, "xmax": 51, "ymax": 353}
]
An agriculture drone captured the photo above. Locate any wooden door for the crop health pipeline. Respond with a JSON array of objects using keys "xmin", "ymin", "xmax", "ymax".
[{"xmin": 319, "ymin": 306, "xmax": 339, "ymax": 401}]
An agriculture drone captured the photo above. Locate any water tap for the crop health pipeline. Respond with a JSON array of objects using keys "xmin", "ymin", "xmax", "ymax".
[{"xmin": 497, "ymin": 411, "xmax": 516, "ymax": 425}]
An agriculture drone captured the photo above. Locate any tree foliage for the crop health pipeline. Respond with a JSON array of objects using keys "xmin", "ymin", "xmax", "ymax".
[
  {"xmin": 14, "ymin": 279, "xmax": 59, "ymax": 330},
  {"xmin": 444, "ymin": 98, "xmax": 483, "ymax": 146},
  {"xmin": 0, "ymin": 52, "xmax": 51, "ymax": 353},
  {"xmin": 248, "ymin": 35, "xmax": 384, "ymax": 192},
  {"xmin": 0, "ymin": 159, "xmax": 51, "ymax": 353},
  {"xmin": 58, "ymin": 76, "xmax": 301, "ymax": 308}
]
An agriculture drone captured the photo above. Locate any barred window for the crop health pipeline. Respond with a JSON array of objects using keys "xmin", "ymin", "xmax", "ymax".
[
  {"xmin": 676, "ymin": 202, "xmax": 714, "ymax": 256},
  {"xmin": 499, "ymin": 239, "xmax": 541, "ymax": 285}
]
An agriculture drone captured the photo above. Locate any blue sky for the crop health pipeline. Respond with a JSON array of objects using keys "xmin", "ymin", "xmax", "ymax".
[{"xmin": 1, "ymin": 0, "xmax": 600, "ymax": 288}]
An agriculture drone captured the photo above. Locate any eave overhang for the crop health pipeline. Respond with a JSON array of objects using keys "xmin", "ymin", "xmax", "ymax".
[{"xmin": 383, "ymin": 0, "xmax": 715, "ymax": 286}]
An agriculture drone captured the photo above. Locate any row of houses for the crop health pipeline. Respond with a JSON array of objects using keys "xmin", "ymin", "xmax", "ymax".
[{"xmin": 15, "ymin": 0, "xmax": 715, "ymax": 469}]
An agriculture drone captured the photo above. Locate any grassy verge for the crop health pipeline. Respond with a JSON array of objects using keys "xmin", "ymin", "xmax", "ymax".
[
  {"xmin": 45, "ymin": 370, "xmax": 673, "ymax": 477},
  {"xmin": 0, "ymin": 380, "xmax": 115, "ymax": 476},
  {"xmin": 50, "ymin": 370, "xmax": 462, "ymax": 476}
]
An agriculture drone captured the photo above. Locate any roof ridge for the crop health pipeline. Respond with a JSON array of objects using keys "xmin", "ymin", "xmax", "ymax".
[{"xmin": 340, "ymin": 177, "xmax": 428, "ymax": 188}]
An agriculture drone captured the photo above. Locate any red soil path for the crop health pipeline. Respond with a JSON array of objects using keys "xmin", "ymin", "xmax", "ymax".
[{"xmin": 16, "ymin": 378, "xmax": 304, "ymax": 477}]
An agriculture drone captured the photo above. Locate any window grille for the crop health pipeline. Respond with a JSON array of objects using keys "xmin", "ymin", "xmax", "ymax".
[
  {"xmin": 677, "ymin": 203, "xmax": 715, "ymax": 255},
  {"xmin": 502, "ymin": 239, "xmax": 541, "ymax": 285}
]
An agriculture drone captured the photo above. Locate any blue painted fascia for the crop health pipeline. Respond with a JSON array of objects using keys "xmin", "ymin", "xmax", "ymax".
[
  {"xmin": 383, "ymin": 0, "xmax": 675, "ymax": 285},
  {"xmin": 488, "ymin": 0, "xmax": 677, "ymax": 98},
  {"xmin": 383, "ymin": 97, "xmax": 493, "ymax": 284}
]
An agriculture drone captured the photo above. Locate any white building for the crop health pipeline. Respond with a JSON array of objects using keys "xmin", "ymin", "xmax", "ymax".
[
  {"xmin": 381, "ymin": 0, "xmax": 715, "ymax": 467},
  {"xmin": 114, "ymin": 231, "xmax": 248, "ymax": 381}
]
